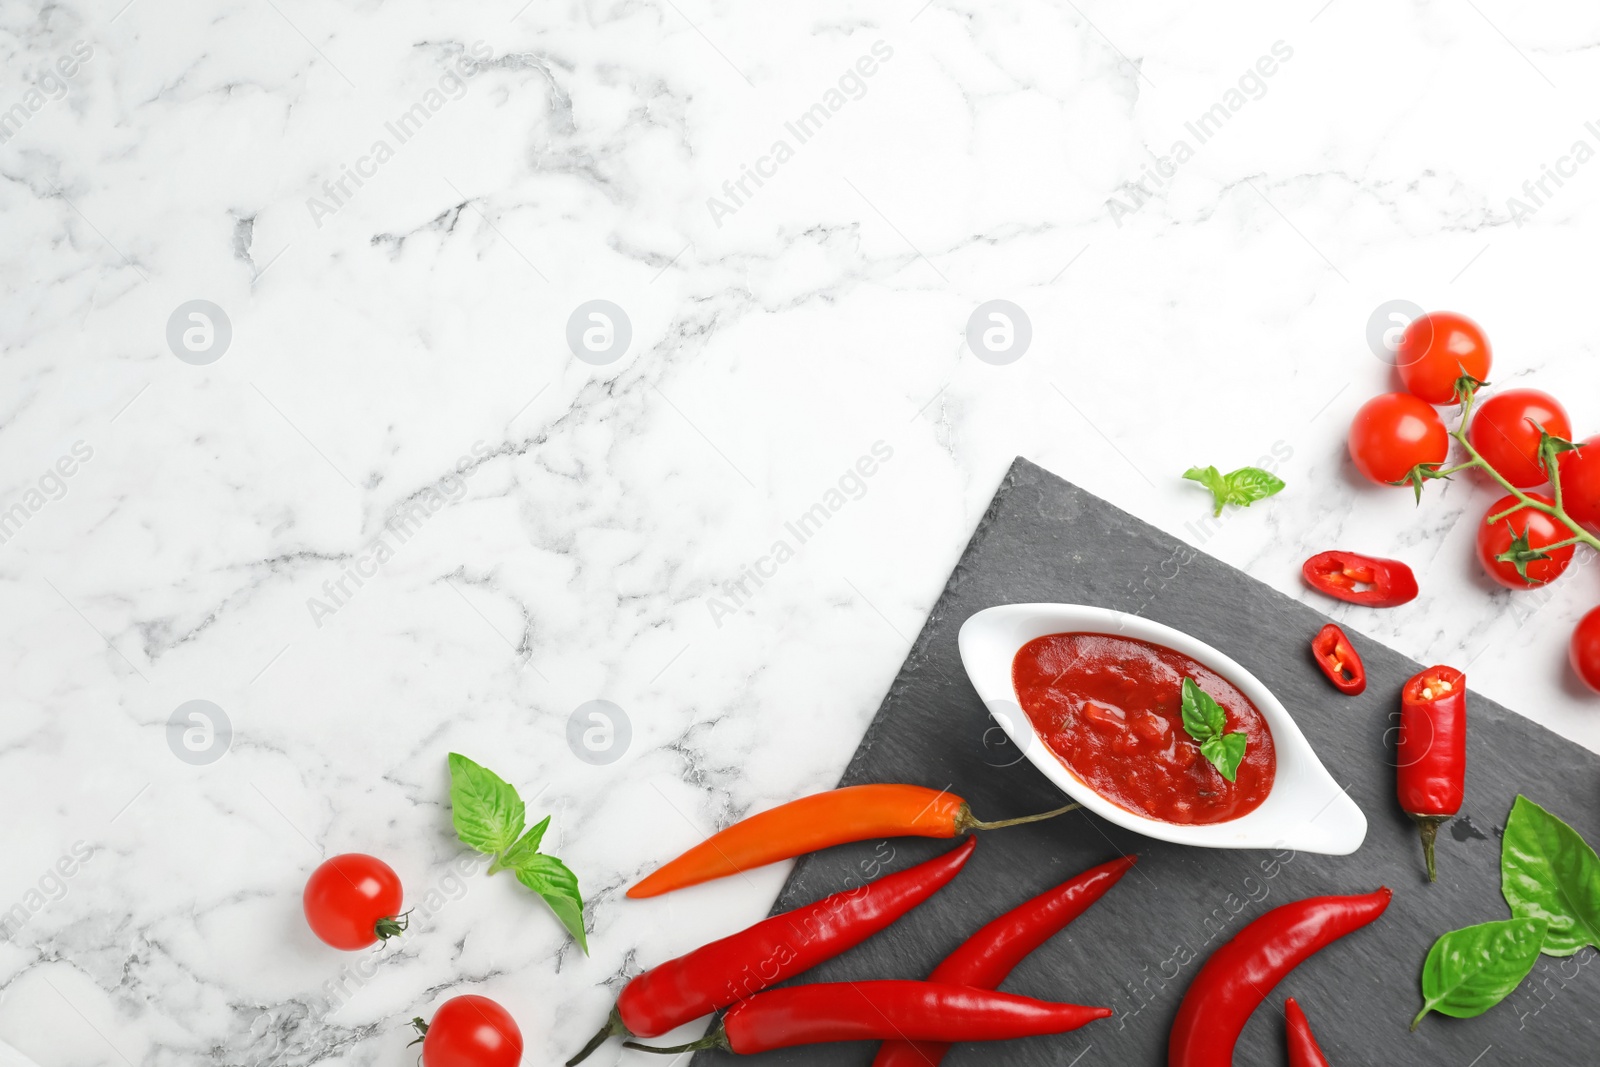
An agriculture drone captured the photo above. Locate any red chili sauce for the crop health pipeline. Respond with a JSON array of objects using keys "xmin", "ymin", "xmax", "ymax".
[{"xmin": 1012, "ymin": 632, "xmax": 1276, "ymax": 824}]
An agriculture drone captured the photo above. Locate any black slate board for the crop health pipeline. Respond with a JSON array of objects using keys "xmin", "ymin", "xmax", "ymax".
[{"xmin": 693, "ymin": 457, "xmax": 1600, "ymax": 1067}]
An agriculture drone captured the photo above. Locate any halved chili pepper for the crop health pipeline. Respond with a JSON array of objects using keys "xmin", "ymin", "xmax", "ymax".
[
  {"xmin": 1285, "ymin": 997, "xmax": 1332, "ymax": 1067},
  {"xmin": 627, "ymin": 785, "xmax": 1077, "ymax": 898},
  {"xmin": 566, "ymin": 838, "xmax": 976, "ymax": 1065},
  {"xmin": 1397, "ymin": 664, "xmax": 1467, "ymax": 883},
  {"xmin": 622, "ymin": 981, "xmax": 1111, "ymax": 1055},
  {"xmin": 1167, "ymin": 889, "xmax": 1390, "ymax": 1067},
  {"xmin": 1311, "ymin": 623, "xmax": 1366, "ymax": 696},
  {"xmin": 1301, "ymin": 551, "xmax": 1418, "ymax": 607},
  {"xmin": 873, "ymin": 854, "xmax": 1135, "ymax": 1067}
]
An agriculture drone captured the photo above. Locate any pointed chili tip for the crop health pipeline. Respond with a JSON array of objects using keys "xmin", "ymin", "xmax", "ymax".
[
  {"xmin": 1088, "ymin": 1006, "xmax": 1114, "ymax": 1020},
  {"xmin": 626, "ymin": 871, "xmax": 669, "ymax": 899}
]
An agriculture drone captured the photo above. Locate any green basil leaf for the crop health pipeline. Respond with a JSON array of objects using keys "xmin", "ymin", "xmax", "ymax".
[
  {"xmin": 1502, "ymin": 795, "xmax": 1600, "ymax": 956},
  {"xmin": 1180, "ymin": 678, "xmax": 1225, "ymax": 742},
  {"xmin": 1412, "ymin": 918, "xmax": 1546, "ymax": 1029},
  {"xmin": 448, "ymin": 752, "xmax": 525, "ymax": 855},
  {"xmin": 1220, "ymin": 467, "xmax": 1286, "ymax": 509},
  {"xmin": 515, "ymin": 853, "xmax": 588, "ymax": 954},
  {"xmin": 1200, "ymin": 732, "xmax": 1247, "ymax": 783},
  {"xmin": 498, "ymin": 815, "xmax": 550, "ymax": 869},
  {"xmin": 1182, "ymin": 466, "xmax": 1230, "ymax": 517}
]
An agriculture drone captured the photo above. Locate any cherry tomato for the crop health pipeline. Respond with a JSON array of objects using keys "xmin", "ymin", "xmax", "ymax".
[
  {"xmin": 303, "ymin": 853, "xmax": 405, "ymax": 950},
  {"xmin": 1574, "ymin": 607, "xmax": 1600, "ymax": 694},
  {"xmin": 1475, "ymin": 493, "xmax": 1575, "ymax": 589},
  {"xmin": 1348, "ymin": 393, "xmax": 1450, "ymax": 485},
  {"xmin": 1557, "ymin": 434, "xmax": 1600, "ymax": 529},
  {"xmin": 1396, "ymin": 312, "xmax": 1492, "ymax": 404},
  {"xmin": 1467, "ymin": 388, "xmax": 1571, "ymax": 489},
  {"xmin": 415, "ymin": 995, "xmax": 523, "ymax": 1067}
]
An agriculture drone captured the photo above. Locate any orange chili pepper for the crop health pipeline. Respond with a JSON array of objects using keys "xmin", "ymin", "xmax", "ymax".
[{"xmin": 627, "ymin": 785, "xmax": 1077, "ymax": 898}]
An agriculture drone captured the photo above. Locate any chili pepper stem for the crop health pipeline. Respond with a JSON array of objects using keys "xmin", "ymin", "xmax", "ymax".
[
  {"xmin": 565, "ymin": 1008, "xmax": 628, "ymax": 1066},
  {"xmin": 1412, "ymin": 815, "xmax": 1447, "ymax": 883},
  {"xmin": 623, "ymin": 1028, "xmax": 730, "ymax": 1055},
  {"xmin": 954, "ymin": 801, "xmax": 1080, "ymax": 833}
]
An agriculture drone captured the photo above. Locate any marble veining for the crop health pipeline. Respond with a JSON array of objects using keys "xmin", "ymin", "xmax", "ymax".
[{"xmin": 2, "ymin": 1, "xmax": 1599, "ymax": 1064}]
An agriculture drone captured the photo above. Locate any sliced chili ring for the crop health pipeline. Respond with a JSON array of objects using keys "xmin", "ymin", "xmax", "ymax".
[
  {"xmin": 1301, "ymin": 551, "xmax": 1418, "ymax": 607},
  {"xmin": 1311, "ymin": 624, "xmax": 1366, "ymax": 696}
]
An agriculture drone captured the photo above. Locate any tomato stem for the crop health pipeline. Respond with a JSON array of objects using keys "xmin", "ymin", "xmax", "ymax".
[
  {"xmin": 375, "ymin": 910, "xmax": 411, "ymax": 942},
  {"xmin": 1543, "ymin": 536, "xmax": 1587, "ymax": 553},
  {"xmin": 1446, "ymin": 386, "xmax": 1600, "ymax": 555}
]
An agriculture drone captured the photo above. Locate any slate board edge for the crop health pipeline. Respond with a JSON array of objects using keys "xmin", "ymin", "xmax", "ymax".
[
  {"xmin": 685, "ymin": 454, "xmax": 1591, "ymax": 1064},
  {"xmin": 833, "ymin": 454, "xmax": 1582, "ymax": 796}
]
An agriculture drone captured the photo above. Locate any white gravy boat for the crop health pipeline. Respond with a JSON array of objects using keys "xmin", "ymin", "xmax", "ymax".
[{"xmin": 958, "ymin": 603, "xmax": 1367, "ymax": 855}]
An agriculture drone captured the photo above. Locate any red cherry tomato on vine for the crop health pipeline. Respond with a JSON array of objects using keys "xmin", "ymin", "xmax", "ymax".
[
  {"xmin": 1467, "ymin": 389, "xmax": 1571, "ymax": 489},
  {"xmin": 1348, "ymin": 393, "xmax": 1449, "ymax": 485},
  {"xmin": 1475, "ymin": 493, "xmax": 1575, "ymax": 589},
  {"xmin": 1396, "ymin": 312, "xmax": 1492, "ymax": 404},
  {"xmin": 1574, "ymin": 608, "xmax": 1600, "ymax": 694},
  {"xmin": 414, "ymin": 995, "xmax": 523, "ymax": 1067},
  {"xmin": 1557, "ymin": 434, "xmax": 1600, "ymax": 529},
  {"xmin": 303, "ymin": 853, "xmax": 405, "ymax": 950}
]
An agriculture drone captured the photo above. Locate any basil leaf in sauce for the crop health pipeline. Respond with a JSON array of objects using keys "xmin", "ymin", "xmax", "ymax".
[
  {"xmin": 1502, "ymin": 794, "xmax": 1600, "ymax": 956},
  {"xmin": 1180, "ymin": 678, "xmax": 1249, "ymax": 782},
  {"xmin": 1412, "ymin": 917, "xmax": 1546, "ymax": 1030},
  {"xmin": 1200, "ymin": 732, "xmax": 1247, "ymax": 783}
]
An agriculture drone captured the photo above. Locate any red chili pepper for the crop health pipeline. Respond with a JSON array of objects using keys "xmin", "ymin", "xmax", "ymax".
[
  {"xmin": 628, "ymin": 785, "xmax": 1077, "ymax": 898},
  {"xmin": 1301, "ymin": 551, "xmax": 1418, "ymax": 607},
  {"xmin": 1285, "ymin": 998, "xmax": 1332, "ymax": 1067},
  {"xmin": 1168, "ymin": 889, "xmax": 1391, "ymax": 1067},
  {"xmin": 566, "ymin": 839, "xmax": 977, "ymax": 1065},
  {"xmin": 623, "ymin": 981, "xmax": 1111, "ymax": 1055},
  {"xmin": 1397, "ymin": 664, "xmax": 1467, "ymax": 882},
  {"xmin": 873, "ymin": 855, "xmax": 1135, "ymax": 1067},
  {"xmin": 1310, "ymin": 623, "xmax": 1366, "ymax": 696}
]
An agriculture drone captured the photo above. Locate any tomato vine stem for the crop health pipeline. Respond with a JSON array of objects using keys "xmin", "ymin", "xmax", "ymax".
[{"xmin": 1443, "ymin": 383, "xmax": 1600, "ymax": 555}]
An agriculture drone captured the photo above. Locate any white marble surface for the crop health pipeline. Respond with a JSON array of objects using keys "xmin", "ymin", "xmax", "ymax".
[{"xmin": 3, "ymin": 1, "xmax": 1599, "ymax": 1064}]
